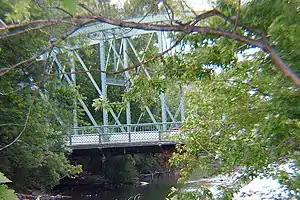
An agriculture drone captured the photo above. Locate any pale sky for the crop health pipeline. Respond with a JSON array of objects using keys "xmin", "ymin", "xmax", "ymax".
[
  {"xmin": 110, "ymin": 0, "xmax": 213, "ymax": 11},
  {"xmin": 186, "ymin": 0, "xmax": 212, "ymax": 11}
]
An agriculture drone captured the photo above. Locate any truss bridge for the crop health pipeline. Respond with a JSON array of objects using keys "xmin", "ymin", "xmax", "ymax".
[{"xmin": 44, "ymin": 13, "xmax": 188, "ymax": 154}]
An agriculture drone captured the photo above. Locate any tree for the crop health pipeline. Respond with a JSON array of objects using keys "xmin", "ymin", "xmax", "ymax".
[
  {"xmin": 0, "ymin": 76, "xmax": 82, "ymax": 191},
  {"xmin": 0, "ymin": 0, "xmax": 83, "ymax": 191},
  {"xmin": 165, "ymin": 0, "xmax": 299, "ymax": 198},
  {"xmin": 169, "ymin": 60, "xmax": 299, "ymax": 198}
]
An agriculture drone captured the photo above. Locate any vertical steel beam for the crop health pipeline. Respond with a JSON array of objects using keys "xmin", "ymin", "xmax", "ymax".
[
  {"xmin": 123, "ymin": 38, "xmax": 131, "ymax": 131},
  {"xmin": 70, "ymin": 52, "xmax": 78, "ymax": 128},
  {"xmin": 113, "ymin": 40, "xmax": 117, "ymax": 71},
  {"xmin": 158, "ymin": 32, "xmax": 167, "ymax": 130},
  {"xmin": 160, "ymin": 94, "xmax": 167, "ymax": 130},
  {"xmin": 100, "ymin": 39, "xmax": 108, "ymax": 132},
  {"xmin": 180, "ymin": 86, "xmax": 185, "ymax": 122}
]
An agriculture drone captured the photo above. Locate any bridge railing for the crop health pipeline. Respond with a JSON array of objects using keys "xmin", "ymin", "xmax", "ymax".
[{"xmin": 69, "ymin": 122, "xmax": 182, "ymax": 145}]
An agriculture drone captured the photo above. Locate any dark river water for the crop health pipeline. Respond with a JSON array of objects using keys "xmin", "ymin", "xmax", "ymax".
[{"xmin": 61, "ymin": 176, "xmax": 177, "ymax": 200}]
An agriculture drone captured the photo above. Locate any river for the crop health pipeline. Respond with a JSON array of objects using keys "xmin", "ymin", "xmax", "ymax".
[
  {"xmin": 61, "ymin": 176, "xmax": 177, "ymax": 200},
  {"xmin": 54, "ymin": 173, "xmax": 288, "ymax": 200}
]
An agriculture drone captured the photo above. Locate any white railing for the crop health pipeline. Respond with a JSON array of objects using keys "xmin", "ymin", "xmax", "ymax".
[{"xmin": 69, "ymin": 122, "xmax": 182, "ymax": 145}]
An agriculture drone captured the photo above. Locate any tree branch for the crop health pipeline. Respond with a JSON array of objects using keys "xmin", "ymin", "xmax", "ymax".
[
  {"xmin": 51, "ymin": 6, "xmax": 74, "ymax": 18},
  {"xmin": 0, "ymin": 20, "xmax": 94, "ymax": 77},
  {"xmin": 1, "ymin": 9, "xmax": 299, "ymax": 86},
  {"xmin": 263, "ymin": 43, "xmax": 300, "ymax": 86},
  {"xmin": 233, "ymin": 0, "xmax": 241, "ymax": 32},
  {"xmin": 47, "ymin": 30, "xmax": 188, "ymax": 77},
  {"xmin": 0, "ymin": 88, "xmax": 37, "ymax": 151},
  {"xmin": 0, "ymin": 19, "xmax": 75, "ymax": 31},
  {"xmin": 78, "ymin": 3, "xmax": 97, "ymax": 15},
  {"xmin": 73, "ymin": 13, "xmax": 299, "ymax": 86},
  {"xmin": 0, "ymin": 123, "xmax": 23, "ymax": 127},
  {"xmin": 0, "ymin": 24, "xmax": 53, "ymax": 40},
  {"xmin": 181, "ymin": 0, "xmax": 198, "ymax": 16}
]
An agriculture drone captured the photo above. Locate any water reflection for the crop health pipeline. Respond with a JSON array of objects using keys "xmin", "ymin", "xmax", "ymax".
[{"xmin": 61, "ymin": 176, "xmax": 177, "ymax": 200}]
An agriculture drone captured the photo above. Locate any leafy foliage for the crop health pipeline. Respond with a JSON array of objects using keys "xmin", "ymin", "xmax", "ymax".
[
  {"xmin": 63, "ymin": 0, "xmax": 77, "ymax": 15},
  {"xmin": 0, "ymin": 0, "xmax": 87, "ymax": 191},
  {"xmin": 0, "ymin": 184, "xmax": 18, "ymax": 200},
  {"xmin": 0, "ymin": 172, "xmax": 18, "ymax": 200},
  {"xmin": 103, "ymin": 154, "xmax": 165, "ymax": 184},
  {"xmin": 104, "ymin": 155, "xmax": 139, "ymax": 184},
  {"xmin": 0, "ymin": 79, "xmax": 82, "ymax": 191},
  {"xmin": 170, "ymin": 58, "xmax": 299, "ymax": 176},
  {"xmin": 165, "ymin": 0, "xmax": 300, "ymax": 198},
  {"xmin": 0, "ymin": 172, "xmax": 11, "ymax": 184}
]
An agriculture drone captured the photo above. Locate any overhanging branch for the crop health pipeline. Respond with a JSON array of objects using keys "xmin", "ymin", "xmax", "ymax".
[
  {"xmin": 74, "ymin": 13, "xmax": 299, "ymax": 86},
  {"xmin": 0, "ymin": 20, "xmax": 94, "ymax": 77},
  {"xmin": 1, "ymin": 9, "xmax": 299, "ymax": 86},
  {"xmin": 0, "ymin": 19, "xmax": 75, "ymax": 31}
]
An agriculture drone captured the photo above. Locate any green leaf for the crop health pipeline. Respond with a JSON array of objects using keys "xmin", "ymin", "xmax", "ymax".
[
  {"xmin": 0, "ymin": 172, "xmax": 11, "ymax": 184},
  {"xmin": 63, "ymin": 0, "xmax": 77, "ymax": 15},
  {"xmin": 0, "ymin": 185, "xmax": 18, "ymax": 200}
]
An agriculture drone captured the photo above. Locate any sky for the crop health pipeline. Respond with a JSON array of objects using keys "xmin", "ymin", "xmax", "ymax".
[
  {"xmin": 110, "ymin": 0, "xmax": 213, "ymax": 11},
  {"xmin": 185, "ymin": 0, "xmax": 213, "ymax": 11}
]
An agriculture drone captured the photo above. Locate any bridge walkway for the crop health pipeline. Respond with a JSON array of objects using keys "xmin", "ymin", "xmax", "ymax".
[{"xmin": 69, "ymin": 122, "xmax": 183, "ymax": 150}]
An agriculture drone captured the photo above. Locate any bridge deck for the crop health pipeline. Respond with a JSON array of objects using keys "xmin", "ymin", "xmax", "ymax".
[
  {"xmin": 68, "ymin": 122, "xmax": 182, "ymax": 150},
  {"xmin": 69, "ymin": 131, "xmax": 179, "ymax": 149},
  {"xmin": 70, "ymin": 141, "xmax": 177, "ymax": 150}
]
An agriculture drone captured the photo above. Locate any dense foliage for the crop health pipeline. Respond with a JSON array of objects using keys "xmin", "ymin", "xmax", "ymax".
[
  {"xmin": 166, "ymin": 0, "xmax": 300, "ymax": 198},
  {"xmin": 0, "ymin": 77, "xmax": 82, "ymax": 191},
  {"xmin": 0, "ymin": 0, "xmax": 83, "ymax": 193}
]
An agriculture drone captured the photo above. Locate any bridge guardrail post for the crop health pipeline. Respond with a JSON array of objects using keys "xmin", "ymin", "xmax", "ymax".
[
  {"xmin": 128, "ymin": 124, "xmax": 131, "ymax": 142},
  {"xmin": 69, "ymin": 135, "xmax": 72, "ymax": 145},
  {"xmin": 159, "ymin": 131, "xmax": 162, "ymax": 141},
  {"xmin": 99, "ymin": 133, "xmax": 101, "ymax": 144}
]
